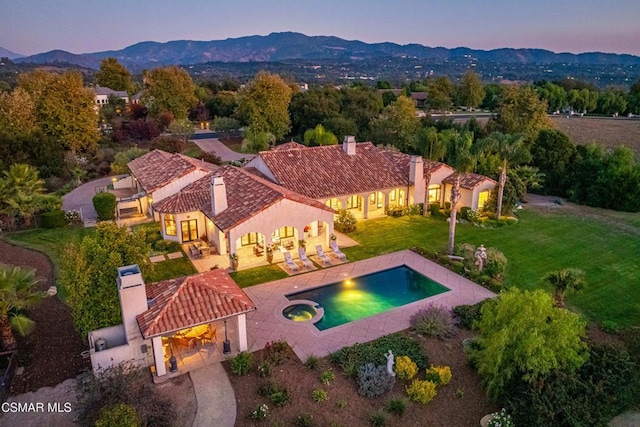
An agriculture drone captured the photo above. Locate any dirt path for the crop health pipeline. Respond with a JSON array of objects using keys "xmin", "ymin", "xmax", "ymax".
[{"xmin": 0, "ymin": 240, "xmax": 90, "ymax": 394}]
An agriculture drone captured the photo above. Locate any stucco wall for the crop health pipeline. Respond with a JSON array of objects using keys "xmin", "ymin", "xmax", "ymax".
[{"xmin": 244, "ymin": 157, "xmax": 279, "ymax": 182}]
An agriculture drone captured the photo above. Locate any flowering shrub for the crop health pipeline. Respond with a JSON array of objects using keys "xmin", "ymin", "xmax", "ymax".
[
  {"xmin": 394, "ymin": 356, "xmax": 418, "ymax": 380},
  {"xmin": 251, "ymin": 403, "xmax": 269, "ymax": 420},
  {"xmin": 487, "ymin": 408, "xmax": 515, "ymax": 427},
  {"xmin": 406, "ymin": 379, "xmax": 437, "ymax": 404},
  {"xmin": 335, "ymin": 209, "xmax": 356, "ymax": 233},
  {"xmin": 410, "ymin": 305, "xmax": 456, "ymax": 338},
  {"xmin": 425, "ymin": 365, "xmax": 452, "ymax": 386},
  {"xmin": 65, "ymin": 209, "xmax": 82, "ymax": 224}
]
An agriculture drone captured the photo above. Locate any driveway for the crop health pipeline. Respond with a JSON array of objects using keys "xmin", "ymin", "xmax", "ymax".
[
  {"xmin": 62, "ymin": 176, "xmax": 115, "ymax": 222},
  {"xmin": 193, "ymin": 138, "xmax": 254, "ymax": 163}
]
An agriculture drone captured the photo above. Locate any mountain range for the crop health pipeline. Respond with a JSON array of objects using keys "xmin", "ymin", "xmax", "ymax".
[{"xmin": 8, "ymin": 32, "xmax": 640, "ymax": 72}]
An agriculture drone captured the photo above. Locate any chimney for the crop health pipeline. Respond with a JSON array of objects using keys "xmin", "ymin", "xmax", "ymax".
[
  {"xmin": 210, "ymin": 175, "xmax": 227, "ymax": 215},
  {"xmin": 343, "ymin": 135, "xmax": 356, "ymax": 155},
  {"xmin": 117, "ymin": 265, "xmax": 147, "ymax": 343},
  {"xmin": 410, "ymin": 156, "xmax": 426, "ymax": 205}
]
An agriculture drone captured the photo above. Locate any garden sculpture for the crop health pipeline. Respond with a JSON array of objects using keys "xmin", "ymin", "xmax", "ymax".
[{"xmin": 385, "ymin": 349, "xmax": 395, "ymax": 377}]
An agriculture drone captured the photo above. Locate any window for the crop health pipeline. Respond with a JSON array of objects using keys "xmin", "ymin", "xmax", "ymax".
[
  {"xmin": 326, "ymin": 198, "xmax": 341, "ymax": 210},
  {"xmin": 180, "ymin": 219, "xmax": 198, "ymax": 242},
  {"xmin": 390, "ymin": 190, "xmax": 396, "ymax": 202},
  {"xmin": 272, "ymin": 226, "xmax": 294, "ymax": 241},
  {"xmin": 346, "ymin": 195, "xmax": 361, "ymax": 210},
  {"xmin": 399, "ymin": 190, "xmax": 406, "ymax": 206},
  {"xmin": 478, "ymin": 190, "xmax": 490, "ymax": 209},
  {"xmin": 241, "ymin": 232, "xmax": 260, "ymax": 246},
  {"xmin": 164, "ymin": 214, "xmax": 177, "ymax": 236},
  {"xmin": 428, "ymin": 185, "xmax": 441, "ymax": 204}
]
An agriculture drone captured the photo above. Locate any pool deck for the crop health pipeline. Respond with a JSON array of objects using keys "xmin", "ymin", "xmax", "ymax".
[{"xmin": 243, "ymin": 250, "xmax": 495, "ymax": 361}]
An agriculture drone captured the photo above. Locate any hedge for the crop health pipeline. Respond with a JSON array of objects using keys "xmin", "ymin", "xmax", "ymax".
[
  {"xmin": 39, "ymin": 209, "xmax": 66, "ymax": 229},
  {"xmin": 93, "ymin": 192, "xmax": 116, "ymax": 221}
]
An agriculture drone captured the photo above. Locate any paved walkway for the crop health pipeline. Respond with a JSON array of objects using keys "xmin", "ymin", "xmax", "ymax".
[
  {"xmin": 193, "ymin": 138, "xmax": 254, "ymax": 162},
  {"xmin": 61, "ymin": 176, "xmax": 115, "ymax": 222},
  {"xmin": 243, "ymin": 250, "xmax": 496, "ymax": 362},
  {"xmin": 0, "ymin": 379, "xmax": 77, "ymax": 427},
  {"xmin": 190, "ymin": 363, "xmax": 236, "ymax": 427}
]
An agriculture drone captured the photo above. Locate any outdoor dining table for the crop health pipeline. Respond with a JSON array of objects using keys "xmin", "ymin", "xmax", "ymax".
[{"xmin": 177, "ymin": 324, "xmax": 209, "ymax": 339}]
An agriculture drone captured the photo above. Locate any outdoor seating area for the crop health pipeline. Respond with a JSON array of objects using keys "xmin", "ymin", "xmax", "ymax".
[
  {"xmin": 186, "ymin": 240, "xmax": 213, "ymax": 259},
  {"xmin": 171, "ymin": 324, "xmax": 217, "ymax": 350}
]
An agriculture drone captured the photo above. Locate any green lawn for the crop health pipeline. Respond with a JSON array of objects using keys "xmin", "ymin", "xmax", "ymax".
[
  {"xmin": 230, "ymin": 264, "xmax": 289, "ymax": 288},
  {"xmin": 145, "ymin": 253, "xmax": 197, "ymax": 283},
  {"xmin": 343, "ymin": 210, "xmax": 640, "ymax": 327}
]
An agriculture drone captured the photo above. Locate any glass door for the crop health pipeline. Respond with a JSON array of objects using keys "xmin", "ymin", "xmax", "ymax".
[{"xmin": 181, "ymin": 219, "xmax": 198, "ymax": 242}]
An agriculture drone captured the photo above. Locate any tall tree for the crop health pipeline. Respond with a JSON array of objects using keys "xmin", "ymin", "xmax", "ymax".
[
  {"xmin": 456, "ymin": 71, "xmax": 485, "ymax": 110},
  {"xmin": 143, "ymin": 66, "xmax": 197, "ymax": 119},
  {"xmin": 19, "ymin": 70, "xmax": 99, "ymax": 153},
  {"xmin": 0, "ymin": 87, "xmax": 37, "ymax": 140},
  {"xmin": 544, "ymin": 268, "xmax": 585, "ymax": 307},
  {"xmin": 494, "ymin": 85, "xmax": 552, "ymax": 140},
  {"xmin": 168, "ymin": 118, "xmax": 194, "ymax": 145},
  {"xmin": 444, "ymin": 130, "xmax": 476, "ymax": 253},
  {"xmin": 476, "ymin": 132, "xmax": 531, "ymax": 218},
  {"xmin": 95, "ymin": 58, "xmax": 133, "ymax": 93},
  {"xmin": 369, "ymin": 95, "xmax": 420, "ymax": 151},
  {"xmin": 236, "ymin": 71, "xmax": 292, "ymax": 140},
  {"xmin": 0, "ymin": 265, "xmax": 46, "ymax": 351},
  {"xmin": 289, "ymin": 86, "xmax": 341, "ymax": 137},
  {"xmin": 426, "ymin": 76, "xmax": 454, "ymax": 111},
  {"xmin": 241, "ymin": 129, "xmax": 275, "ymax": 153},
  {"xmin": 340, "ymin": 86, "xmax": 383, "ymax": 139}
]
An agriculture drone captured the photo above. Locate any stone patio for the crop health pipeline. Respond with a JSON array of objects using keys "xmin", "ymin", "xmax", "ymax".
[{"xmin": 243, "ymin": 250, "xmax": 496, "ymax": 362}]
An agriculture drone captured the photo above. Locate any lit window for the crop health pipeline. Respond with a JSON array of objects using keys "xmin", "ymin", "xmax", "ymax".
[
  {"xmin": 326, "ymin": 198, "xmax": 341, "ymax": 210},
  {"xmin": 346, "ymin": 195, "xmax": 360, "ymax": 210},
  {"xmin": 478, "ymin": 191, "xmax": 490, "ymax": 209},
  {"xmin": 399, "ymin": 190, "xmax": 406, "ymax": 206},
  {"xmin": 164, "ymin": 214, "xmax": 177, "ymax": 236},
  {"xmin": 428, "ymin": 185, "xmax": 441, "ymax": 203}
]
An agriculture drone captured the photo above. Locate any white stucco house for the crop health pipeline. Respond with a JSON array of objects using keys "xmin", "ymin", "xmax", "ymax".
[
  {"xmin": 88, "ymin": 265, "xmax": 255, "ymax": 379},
  {"xmin": 93, "ymin": 85, "xmax": 129, "ymax": 108}
]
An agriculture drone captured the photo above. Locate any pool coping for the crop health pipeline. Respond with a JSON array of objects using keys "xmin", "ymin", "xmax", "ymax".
[{"xmin": 243, "ymin": 250, "xmax": 496, "ymax": 362}]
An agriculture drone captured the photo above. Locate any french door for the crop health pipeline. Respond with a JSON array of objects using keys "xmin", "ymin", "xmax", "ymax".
[{"xmin": 181, "ymin": 219, "xmax": 198, "ymax": 242}]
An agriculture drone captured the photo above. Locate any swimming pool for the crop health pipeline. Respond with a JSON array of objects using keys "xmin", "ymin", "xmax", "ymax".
[{"xmin": 286, "ymin": 265, "xmax": 450, "ymax": 330}]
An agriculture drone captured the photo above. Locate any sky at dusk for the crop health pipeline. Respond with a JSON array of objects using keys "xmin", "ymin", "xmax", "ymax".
[{"xmin": 2, "ymin": 0, "xmax": 640, "ymax": 56}]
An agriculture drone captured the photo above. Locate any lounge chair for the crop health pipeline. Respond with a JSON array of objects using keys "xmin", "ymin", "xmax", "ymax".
[
  {"xmin": 298, "ymin": 247, "xmax": 313, "ymax": 269},
  {"xmin": 283, "ymin": 251, "xmax": 300, "ymax": 272},
  {"xmin": 315, "ymin": 245, "xmax": 332, "ymax": 265},
  {"xmin": 330, "ymin": 241, "xmax": 347, "ymax": 261}
]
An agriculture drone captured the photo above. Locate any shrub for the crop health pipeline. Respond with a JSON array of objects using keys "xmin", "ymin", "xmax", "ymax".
[
  {"xmin": 406, "ymin": 379, "xmax": 437, "ymax": 404},
  {"xmin": 65, "ymin": 209, "xmax": 82, "ymax": 225},
  {"xmin": 150, "ymin": 135, "xmax": 185, "ymax": 153},
  {"xmin": 394, "ymin": 356, "xmax": 418, "ymax": 380},
  {"xmin": 320, "ymin": 370, "xmax": 335, "ymax": 385},
  {"xmin": 453, "ymin": 301, "xmax": 486, "ymax": 330},
  {"xmin": 487, "ymin": 408, "xmax": 515, "ymax": 427},
  {"xmin": 369, "ymin": 410, "xmax": 386, "ymax": 427},
  {"xmin": 336, "ymin": 399, "xmax": 348, "ymax": 409},
  {"xmin": 257, "ymin": 361, "xmax": 272, "ymax": 378},
  {"xmin": 444, "ymin": 201, "xmax": 451, "ymax": 210},
  {"xmin": 460, "ymin": 206, "xmax": 472, "ymax": 220},
  {"xmin": 257, "ymin": 380, "xmax": 290, "ymax": 407},
  {"xmin": 305, "ymin": 355, "xmax": 319, "ymax": 370},
  {"xmin": 251, "ymin": 403, "xmax": 269, "ymax": 420},
  {"xmin": 600, "ymin": 320, "xmax": 619, "ymax": 333},
  {"xmin": 357, "ymin": 363, "xmax": 395, "ymax": 398},
  {"xmin": 484, "ymin": 248, "xmax": 508, "ymax": 280},
  {"xmin": 425, "ymin": 365, "xmax": 452, "ymax": 386},
  {"xmin": 93, "ymin": 192, "xmax": 116, "ymax": 221},
  {"xmin": 429, "ymin": 202, "xmax": 440, "ymax": 216},
  {"xmin": 330, "ymin": 333, "xmax": 427, "ymax": 377},
  {"xmin": 384, "ymin": 398, "xmax": 407, "ymax": 416},
  {"xmin": 410, "ymin": 305, "xmax": 456, "ymax": 338},
  {"xmin": 230, "ymin": 352, "xmax": 253, "ymax": 376},
  {"xmin": 311, "ymin": 389, "xmax": 328, "ymax": 403},
  {"xmin": 40, "ymin": 209, "xmax": 66, "ymax": 228},
  {"xmin": 95, "ymin": 403, "xmax": 139, "ymax": 427},
  {"xmin": 295, "ymin": 413, "xmax": 314, "ymax": 427},
  {"xmin": 334, "ymin": 209, "xmax": 356, "ymax": 233},
  {"xmin": 264, "ymin": 340, "xmax": 293, "ymax": 365}
]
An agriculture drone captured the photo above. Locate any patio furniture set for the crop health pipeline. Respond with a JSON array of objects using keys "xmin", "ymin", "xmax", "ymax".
[
  {"xmin": 189, "ymin": 240, "xmax": 212, "ymax": 259},
  {"xmin": 168, "ymin": 324, "xmax": 217, "ymax": 353},
  {"xmin": 283, "ymin": 243, "xmax": 347, "ymax": 273}
]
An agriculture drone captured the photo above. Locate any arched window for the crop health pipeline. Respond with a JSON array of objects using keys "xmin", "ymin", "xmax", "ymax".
[{"xmin": 164, "ymin": 214, "xmax": 177, "ymax": 236}]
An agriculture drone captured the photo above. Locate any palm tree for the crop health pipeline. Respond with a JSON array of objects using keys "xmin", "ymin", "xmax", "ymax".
[
  {"xmin": 544, "ymin": 268, "xmax": 585, "ymax": 308},
  {"xmin": 416, "ymin": 127, "xmax": 448, "ymax": 211},
  {"xmin": 241, "ymin": 129, "xmax": 275, "ymax": 153},
  {"xmin": 475, "ymin": 132, "xmax": 531, "ymax": 219},
  {"xmin": 445, "ymin": 131, "xmax": 477, "ymax": 254},
  {"xmin": 0, "ymin": 265, "xmax": 46, "ymax": 351},
  {"xmin": 2, "ymin": 163, "xmax": 45, "ymax": 195}
]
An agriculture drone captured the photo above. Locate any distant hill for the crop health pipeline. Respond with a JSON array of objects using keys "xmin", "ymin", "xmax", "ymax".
[
  {"xmin": 14, "ymin": 32, "xmax": 640, "ymax": 71},
  {"xmin": 0, "ymin": 46, "xmax": 24, "ymax": 59}
]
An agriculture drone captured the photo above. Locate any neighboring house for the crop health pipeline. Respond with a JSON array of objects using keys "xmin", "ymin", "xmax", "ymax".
[
  {"xmin": 93, "ymin": 85, "xmax": 129, "ymax": 108},
  {"xmin": 442, "ymin": 173, "xmax": 497, "ymax": 211},
  {"xmin": 130, "ymin": 90, "xmax": 144, "ymax": 105},
  {"xmin": 88, "ymin": 265, "xmax": 255, "ymax": 379}
]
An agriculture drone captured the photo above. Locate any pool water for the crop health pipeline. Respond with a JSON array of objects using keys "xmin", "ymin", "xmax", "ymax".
[
  {"xmin": 286, "ymin": 266, "xmax": 449, "ymax": 330},
  {"xmin": 283, "ymin": 304, "xmax": 318, "ymax": 322}
]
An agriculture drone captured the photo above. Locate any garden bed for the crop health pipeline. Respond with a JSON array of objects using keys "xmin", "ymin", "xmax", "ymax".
[{"xmin": 226, "ymin": 329, "xmax": 497, "ymax": 426}]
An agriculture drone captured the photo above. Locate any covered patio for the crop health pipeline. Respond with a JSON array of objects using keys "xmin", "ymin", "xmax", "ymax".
[{"xmin": 136, "ymin": 269, "xmax": 257, "ymax": 380}]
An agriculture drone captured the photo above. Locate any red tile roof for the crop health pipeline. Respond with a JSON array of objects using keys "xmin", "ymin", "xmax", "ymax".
[
  {"xmin": 273, "ymin": 141, "xmax": 305, "ymax": 151},
  {"xmin": 128, "ymin": 149, "xmax": 217, "ymax": 193},
  {"xmin": 136, "ymin": 269, "xmax": 256, "ymax": 338},
  {"xmin": 253, "ymin": 142, "xmax": 409, "ymax": 199},
  {"xmin": 442, "ymin": 173, "xmax": 497, "ymax": 190},
  {"xmin": 153, "ymin": 165, "xmax": 333, "ymax": 232},
  {"xmin": 378, "ymin": 148, "xmax": 453, "ymax": 181}
]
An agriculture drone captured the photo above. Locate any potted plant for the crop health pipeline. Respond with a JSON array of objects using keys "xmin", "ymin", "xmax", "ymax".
[
  {"xmin": 304, "ymin": 225, "xmax": 310, "ymax": 239},
  {"xmin": 298, "ymin": 239, "xmax": 306, "ymax": 249},
  {"xmin": 330, "ymin": 233, "xmax": 337, "ymax": 241},
  {"xmin": 266, "ymin": 246, "xmax": 273, "ymax": 263},
  {"xmin": 229, "ymin": 253, "xmax": 239, "ymax": 271}
]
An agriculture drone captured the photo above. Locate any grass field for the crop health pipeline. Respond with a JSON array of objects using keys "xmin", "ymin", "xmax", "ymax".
[
  {"xmin": 552, "ymin": 116, "xmax": 640, "ymax": 156},
  {"xmin": 342, "ymin": 206, "xmax": 640, "ymax": 328}
]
